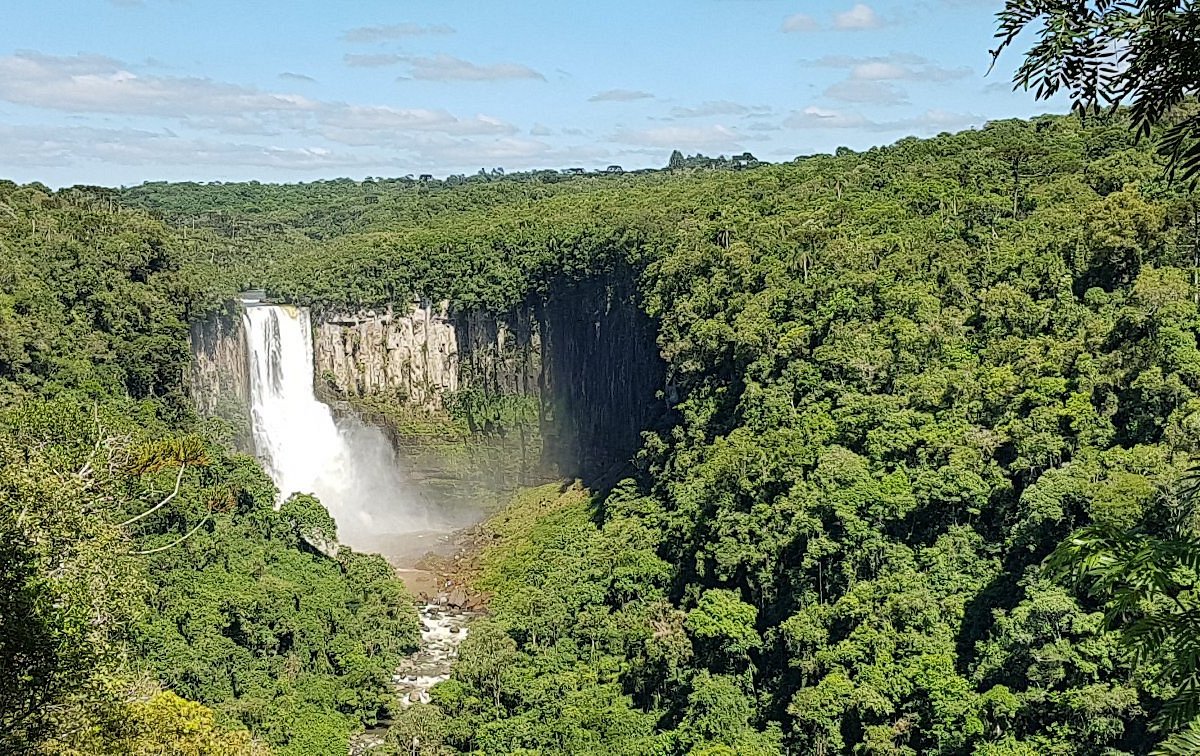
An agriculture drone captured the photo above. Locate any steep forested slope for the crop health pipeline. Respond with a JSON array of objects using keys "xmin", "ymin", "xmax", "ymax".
[
  {"xmin": 119, "ymin": 112, "xmax": 1200, "ymax": 754},
  {"xmin": 0, "ymin": 181, "xmax": 419, "ymax": 756}
]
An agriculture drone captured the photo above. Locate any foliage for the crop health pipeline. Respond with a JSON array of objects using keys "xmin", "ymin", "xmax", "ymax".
[
  {"xmin": 158, "ymin": 112, "xmax": 1200, "ymax": 753},
  {"xmin": 993, "ymin": 1, "xmax": 1200, "ymax": 181},
  {"xmin": 12, "ymin": 108, "xmax": 1200, "ymax": 753},
  {"xmin": 1048, "ymin": 465, "xmax": 1200, "ymax": 752},
  {"xmin": 0, "ymin": 182, "xmax": 419, "ymax": 755}
]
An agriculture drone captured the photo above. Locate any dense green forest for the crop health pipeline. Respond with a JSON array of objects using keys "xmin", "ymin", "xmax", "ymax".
[
  {"xmin": 113, "ymin": 111, "xmax": 1200, "ymax": 754},
  {"xmin": 9, "ymin": 106, "xmax": 1200, "ymax": 755},
  {"xmin": 0, "ymin": 181, "xmax": 419, "ymax": 755}
]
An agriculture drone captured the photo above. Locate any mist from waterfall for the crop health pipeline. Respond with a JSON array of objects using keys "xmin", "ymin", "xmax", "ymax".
[{"xmin": 243, "ymin": 303, "xmax": 446, "ymax": 554}]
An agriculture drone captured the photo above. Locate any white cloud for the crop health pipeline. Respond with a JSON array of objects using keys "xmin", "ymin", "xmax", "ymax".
[
  {"xmin": 781, "ymin": 13, "xmax": 819, "ymax": 32},
  {"xmin": 784, "ymin": 105, "xmax": 982, "ymax": 133},
  {"xmin": 0, "ymin": 52, "xmax": 321, "ymax": 118},
  {"xmin": 853, "ymin": 62, "xmax": 908, "ymax": 80},
  {"xmin": 589, "ymin": 88, "xmax": 654, "ymax": 102},
  {"xmin": 0, "ymin": 124, "xmax": 373, "ymax": 170},
  {"xmin": 400, "ymin": 54, "xmax": 544, "ymax": 82},
  {"xmin": 317, "ymin": 106, "xmax": 515, "ymax": 143},
  {"xmin": 671, "ymin": 102, "xmax": 745, "ymax": 118},
  {"xmin": 808, "ymin": 52, "xmax": 971, "ymax": 106},
  {"xmin": 785, "ymin": 106, "xmax": 870, "ymax": 129},
  {"xmin": 0, "ymin": 52, "xmax": 520, "ymax": 149},
  {"xmin": 811, "ymin": 53, "xmax": 971, "ymax": 81},
  {"xmin": 668, "ymin": 101, "xmax": 767, "ymax": 119},
  {"xmin": 279, "ymin": 72, "xmax": 316, "ymax": 83},
  {"xmin": 890, "ymin": 108, "xmax": 983, "ymax": 133},
  {"xmin": 834, "ymin": 3, "xmax": 883, "ymax": 29},
  {"xmin": 341, "ymin": 23, "xmax": 455, "ymax": 43}
]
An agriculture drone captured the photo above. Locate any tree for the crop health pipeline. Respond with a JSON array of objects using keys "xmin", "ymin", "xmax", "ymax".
[
  {"xmin": 993, "ymin": 0, "xmax": 1200, "ymax": 180},
  {"xmin": 684, "ymin": 589, "xmax": 761, "ymax": 672},
  {"xmin": 385, "ymin": 704, "xmax": 452, "ymax": 756},
  {"xmin": 1047, "ymin": 465, "xmax": 1200, "ymax": 753},
  {"xmin": 668, "ymin": 149, "xmax": 686, "ymax": 171},
  {"xmin": 454, "ymin": 620, "xmax": 520, "ymax": 710}
]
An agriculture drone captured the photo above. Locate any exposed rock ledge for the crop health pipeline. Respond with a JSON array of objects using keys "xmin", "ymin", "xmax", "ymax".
[{"xmin": 313, "ymin": 302, "xmax": 460, "ymax": 411}]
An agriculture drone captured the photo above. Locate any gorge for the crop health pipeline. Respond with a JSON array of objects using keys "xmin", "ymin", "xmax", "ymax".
[
  {"xmin": 11, "ymin": 111, "xmax": 1200, "ymax": 756},
  {"xmin": 189, "ymin": 276, "xmax": 669, "ymax": 560}
]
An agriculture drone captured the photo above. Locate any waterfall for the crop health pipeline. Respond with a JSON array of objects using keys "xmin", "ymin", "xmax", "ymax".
[{"xmin": 243, "ymin": 303, "xmax": 435, "ymax": 553}]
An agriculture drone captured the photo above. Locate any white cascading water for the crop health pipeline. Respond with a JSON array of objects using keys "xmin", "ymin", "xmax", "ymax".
[{"xmin": 243, "ymin": 302, "xmax": 440, "ymax": 554}]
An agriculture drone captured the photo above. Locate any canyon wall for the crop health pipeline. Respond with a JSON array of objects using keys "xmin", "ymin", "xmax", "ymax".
[
  {"xmin": 313, "ymin": 302, "xmax": 461, "ymax": 410},
  {"xmin": 311, "ymin": 274, "xmax": 665, "ymax": 483},
  {"xmin": 534, "ymin": 276, "xmax": 666, "ymax": 481},
  {"xmin": 186, "ymin": 310, "xmax": 253, "ymax": 450},
  {"xmin": 187, "ymin": 274, "xmax": 667, "ymax": 485}
]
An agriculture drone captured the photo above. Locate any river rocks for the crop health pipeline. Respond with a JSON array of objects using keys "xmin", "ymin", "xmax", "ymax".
[
  {"xmin": 392, "ymin": 603, "xmax": 477, "ymax": 709},
  {"xmin": 348, "ymin": 728, "xmax": 387, "ymax": 755}
]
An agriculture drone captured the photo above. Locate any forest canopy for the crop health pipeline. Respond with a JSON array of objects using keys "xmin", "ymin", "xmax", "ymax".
[
  {"xmin": 8, "ymin": 105, "xmax": 1200, "ymax": 754},
  {"xmin": 0, "ymin": 181, "xmax": 419, "ymax": 756},
  {"xmin": 112, "ymin": 110, "xmax": 1200, "ymax": 754}
]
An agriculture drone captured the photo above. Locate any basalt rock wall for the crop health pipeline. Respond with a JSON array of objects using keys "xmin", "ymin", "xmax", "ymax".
[
  {"xmin": 313, "ymin": 274, "xmax": 666, "ymax": 483},
  {"xmin": 186, "ymin": 310, "xmax": 253, "ymax": 450},
  {"xmin": 313, "ymin": 302, "xmax": 461, "ymax": 411},
  {"xmin": 534, "ymin": 276, "xmax": 665, "ymax": 481}
]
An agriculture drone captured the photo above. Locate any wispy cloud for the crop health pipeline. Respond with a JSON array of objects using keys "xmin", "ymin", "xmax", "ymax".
[
  {"xmin": 278, "ymin": 72, "xmax": 316, "ymax": 83},
  {"xmin": 782, "ymin": 4, "xmax": 888, "ymax": 33},
  {"xmin": 668, "ymin": 100, "xmax": 771, "ymax": 119},
  {"xmin": 0, "ymin": 52, "xmax": 519, "ymax": 147},
  {"xmin": 317, "ymin": 106, "xmax": 515, "ymax": 143},
  {"xmin": 784, "ymin": 105, "xmax": 982, "ymax": 133},
  {"xmin": 781, "ymin": 13, "xmax": 819, "ymax": 32},
  {"xmin": 344, "ymin": 53, "xmax": 405, "ymax": 68},
  {"xmin": 0, "ymin": 123, "xmax": 368, "ymax": 170},
  {"xmin": 399, "ymin": 54, "xmax": 545, "ymax": 82},
  {"xmin": 0, "ymin": 52, "xmax": 321, "ymax": 118},
  {"xmin": 785, "ymin": 106, "xmax": 869, "ymax": 129},
  {"xmin": 810, "ymin": 52, "xmax": 971, "ymax": 81},
  {"xmin": 611, "ymin": 124, "xmax": 743, "ymax": 151},
  {"xmin": 825, "ymin": 80, "xmax": 908, "ymax": 105},
  {"xmin": 811, "ymin": 52, "xmax": 972, "ymax": 106},
  {"xmin": 341, "ymin": 23, "xmax": 455, "ymax": 43},
  {"xmin": 589, "ymin": 88, "xmax": 654, "ymax": 102}
]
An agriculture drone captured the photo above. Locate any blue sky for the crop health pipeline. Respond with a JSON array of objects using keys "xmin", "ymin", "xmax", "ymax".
[{"xmin": 0, "ymin": 0, "xmax": 1064, "ymax": 186}]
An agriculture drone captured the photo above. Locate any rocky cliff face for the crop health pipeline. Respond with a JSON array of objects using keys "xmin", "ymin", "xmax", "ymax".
[
  {"xmin": 536, "ymin": 276, "xmax": 666, "ymax": 482},
  {"xmin": 186, "ymin": 275, "xmax": 666, "ymax": 485},
  {"xmin": 312, "ymin": 275, "xmax": 666, "ymax": 484},
  {"xmin": 314, "ymin": 303, "xmax": 460, "ymax": 410},
  {"xmin": 186, "ymin": 311, "xmax": 253, "ymax": 450}
]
